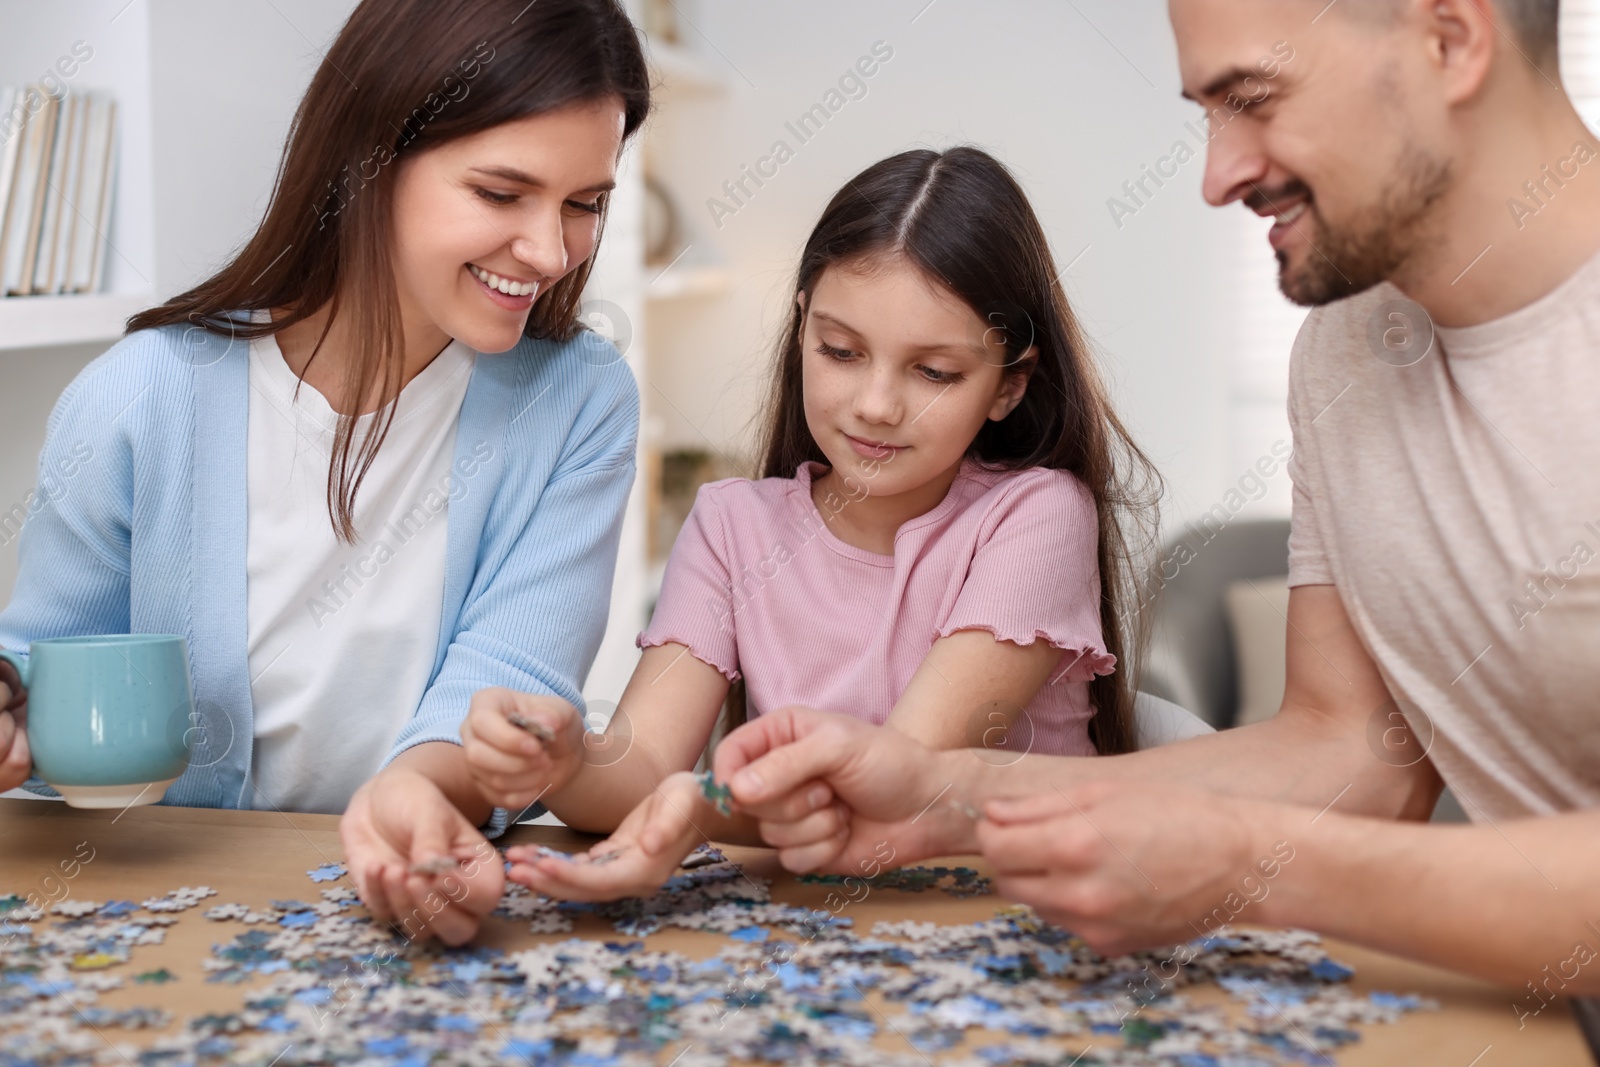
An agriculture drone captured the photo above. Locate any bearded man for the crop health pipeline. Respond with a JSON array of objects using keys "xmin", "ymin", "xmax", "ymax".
[{"xmin": 711, "ymin": 0, "xmax": 1600, "ymax": 1011}]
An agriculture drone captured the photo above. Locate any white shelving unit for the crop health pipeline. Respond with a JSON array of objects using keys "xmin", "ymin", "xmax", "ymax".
[
  {"xmin": 646, "ymin": 40, "xmax": 728, "ymax": 95},
  {"xmin": 636, "ymin": 30, "xmax": 739, "ymax": 568},
  {"xmin": 0, "ymin": 1, "xmax": 157, "ymax": 352},
  {"xmin": 0, "ymin": 290, "xmax": 152, "ymax": 350}
]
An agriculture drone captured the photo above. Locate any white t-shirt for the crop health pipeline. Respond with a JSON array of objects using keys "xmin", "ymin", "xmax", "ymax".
[
  {"xmin": 1286, "ymin": 248, "xmax": 1600, "ymax": 820},
  {"xmin": 245, "ymin": 329, "xmax": 476, "ymax": 814}
]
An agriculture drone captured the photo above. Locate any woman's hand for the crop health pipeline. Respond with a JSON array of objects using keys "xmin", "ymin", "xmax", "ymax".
[
  {"xmin": 0, "ymin": 657, "xmax": 30, "ymax": 793},
  {"xmin": 460, "ymin": 687, "xmax": 584, "ymax": 810},
  {"xmin": 340, "ymin": 765, "xmax": 505, "ymax": 946},
  {"xmin": 504, "ymin": 770, "xmax": 714, "ymax": 902}
]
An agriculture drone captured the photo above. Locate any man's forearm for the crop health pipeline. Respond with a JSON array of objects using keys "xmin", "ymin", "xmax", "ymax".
[
  {"xmin": 980, "ymin": 709, "xmax": 1431, "ymax": 812},
  {"xmin": 1260, "ymin": 806, "xmax": 1600, "ymax": 995},
  {"xmin": 925, "ymin": 708, "xmax": 1439, "ymax": 856}
]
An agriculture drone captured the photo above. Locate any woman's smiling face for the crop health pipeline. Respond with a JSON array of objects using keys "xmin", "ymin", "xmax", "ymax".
[
  {"xmin": 799, "ymin": 255, "xmax": 1035, "ymax": 497},
  {"xmin": 390, "ymin": 98, "xmax": 626, "ymax": 354}
]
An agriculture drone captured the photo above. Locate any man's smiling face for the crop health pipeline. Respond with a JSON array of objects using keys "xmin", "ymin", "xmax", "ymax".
[{"xmin": 1170, "ymin": 0, "xmax": 1454, "ymax": 306}]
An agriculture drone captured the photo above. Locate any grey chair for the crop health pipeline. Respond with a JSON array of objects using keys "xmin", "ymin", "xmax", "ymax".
[
  {"xmin": 1137, "ymin": 516, "xmax": 1467, "ymax": 824},
  {"xmin": 1133, "ymin": 691, "xmax": 1214, "ymax": 748},
  {"xmin": 1139, "ymin": 518, "xmax": 1292, "ymax": 730}
]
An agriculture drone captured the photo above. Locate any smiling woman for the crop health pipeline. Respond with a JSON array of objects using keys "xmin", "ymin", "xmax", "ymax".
[
  {"xmin": 126, "ymin": 0, "xmax": 646, "ymax": 539},
  {"xmin": 0, "ymin": 0, "xmax": 650, "ymax": 946}
]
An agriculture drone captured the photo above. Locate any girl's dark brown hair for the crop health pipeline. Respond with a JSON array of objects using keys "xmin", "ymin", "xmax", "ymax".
[
  {"xmin": 127, "ymin": 0, "xmax": 650, "ymax": 541},
  {"xmin": 739, "ymin": 146, "xmax": 1162, "ymax": 755}
]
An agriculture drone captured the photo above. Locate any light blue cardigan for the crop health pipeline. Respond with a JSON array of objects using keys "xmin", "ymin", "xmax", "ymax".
[{"xmin": 0, "ymin": 317, "xmax": 638, "ymax": 834}]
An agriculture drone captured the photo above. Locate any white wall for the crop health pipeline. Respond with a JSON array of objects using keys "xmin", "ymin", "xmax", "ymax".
[{"xmin": 145, "ymin": 0, "xmax": 358, "ymax": 296}]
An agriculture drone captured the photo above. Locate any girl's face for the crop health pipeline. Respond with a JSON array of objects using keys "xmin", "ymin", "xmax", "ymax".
[
  {"xmin": 798, "ymin": 257, "xmax": 1035, "ymax": 498},
  {"xmin": 390, "ymin": 99, "xmax": 626, "ymax": 355}
]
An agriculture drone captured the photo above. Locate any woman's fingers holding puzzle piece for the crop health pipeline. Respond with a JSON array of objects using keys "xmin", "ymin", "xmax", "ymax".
[{"xmin": 339, "ymin": 765, "xmax": 505, "ymax": 946}]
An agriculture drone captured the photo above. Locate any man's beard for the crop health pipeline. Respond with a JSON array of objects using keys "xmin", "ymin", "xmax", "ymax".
[{"xmin": 1256, "ymin": 148, "xmax": 1453, "ymax": 307}]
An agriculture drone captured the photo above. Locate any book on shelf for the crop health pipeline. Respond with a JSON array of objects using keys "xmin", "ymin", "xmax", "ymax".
[{"xmin": 0, "ymin": 84, "xmax": 118, "ymax": 298}]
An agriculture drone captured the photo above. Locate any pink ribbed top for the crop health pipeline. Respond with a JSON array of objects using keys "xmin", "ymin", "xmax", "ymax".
[{"xmin": 637, "ymin": 459, "xmax": 1112, "ymax": 756}]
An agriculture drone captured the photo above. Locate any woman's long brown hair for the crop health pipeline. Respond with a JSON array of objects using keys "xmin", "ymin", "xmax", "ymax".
[
  {"xmin": 127, "ymin": 0, "xmax": 650, "ymax": 542},
  {"xmin": 735, "ymin": 147, "xmax": 1162, "ymax": 755}
]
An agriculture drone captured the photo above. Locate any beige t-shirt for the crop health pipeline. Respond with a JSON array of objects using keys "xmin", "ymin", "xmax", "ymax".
[{"xmin": 1287, "ymin": 248, "xmax": 1600, "ymax": 821}]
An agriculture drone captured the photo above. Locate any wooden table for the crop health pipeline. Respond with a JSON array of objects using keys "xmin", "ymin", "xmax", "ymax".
[{"xmin": 0, "ymin": 799, "xmax": 1591, "ymax": 1065}]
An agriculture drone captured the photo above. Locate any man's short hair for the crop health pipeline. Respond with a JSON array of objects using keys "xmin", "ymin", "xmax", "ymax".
[
  {"xmin": 1349, "ymin": 0, "xmax": 1559, "ymax": 67},
  {"xmin": 1499, "ymin": 0, "xmax": 1560, "ymax": 65}
]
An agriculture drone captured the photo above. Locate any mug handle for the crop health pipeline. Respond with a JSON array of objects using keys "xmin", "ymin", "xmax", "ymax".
[{"xmin": 0, "ymin": 649, "xmax": 27, "ymax": 693}]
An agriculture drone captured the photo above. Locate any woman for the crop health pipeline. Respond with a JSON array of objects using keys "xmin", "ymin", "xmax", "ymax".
[{"xmin": 0, "ymin": 0, "xmax": 649, "ymax": 943}]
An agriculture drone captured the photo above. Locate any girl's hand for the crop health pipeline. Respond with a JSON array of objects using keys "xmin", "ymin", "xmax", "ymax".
[
  {"xmin": 504, "ymin": 770, "xmax": 712, "ymax": 902},
  {"xmin": 340, "ymin": 766, "xmax": 505, "ymax": 946},
  {"xmin": 460, "ymin": 687, "xmax": 583, "ymax": 809},
  {"xmin": 0, "ymin": 657, "xmax": 30, "ymax": 793}
]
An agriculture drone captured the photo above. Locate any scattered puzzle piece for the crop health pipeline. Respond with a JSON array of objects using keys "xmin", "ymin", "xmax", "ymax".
[
  {"xmin": 799, "ymin": 864, "xmax": 994, "ymax": 898},
  {"xmin": 305, "ymin": 862, "xmax": 345, "ymax": 883},
  {"xmin": 695, "ymin": 770, "xmax": 734, "ymax": 816},
  {"xmin": 506, "ymin": 710, "xmax": 557, "ymax": 743},
  {"xmin": 70, "ymin": 952, "xmax": 120, "ymax": 970},
  {"xmin": 407, "ymin": 856, "xmax": 460, "ymax": 876},
  {"xmin": 681, "ymin": 843, "xmax": 727, "ymax": 869}
]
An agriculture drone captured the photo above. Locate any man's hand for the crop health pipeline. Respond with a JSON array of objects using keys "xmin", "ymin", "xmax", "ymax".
[
  {"xmin": 714, "ymin": 706, "xmax": 966, "ymax": 873},
  {"xmin": 0, "ymin": 657, "xmax": 30, "ymax": 793},
  {"xmin": 460, "ymin": 687, "xmax": 584, "ymax": 810},
  {"xmin": 340, "ymin": 766, "xmax": 505, "ymax": 946},
  {"xmin": 979, "ymin": 781, "xmax": 1287, "ymax": 957}
]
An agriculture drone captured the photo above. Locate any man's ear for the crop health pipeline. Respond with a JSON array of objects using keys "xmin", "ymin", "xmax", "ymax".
[
  {"xmin": 988, "ymin": 345, "xmax": 1038, "ymax": 421},
  {"xmin": 1420, "ymin": 0, "xmax": 1498, "ymax": 105}
]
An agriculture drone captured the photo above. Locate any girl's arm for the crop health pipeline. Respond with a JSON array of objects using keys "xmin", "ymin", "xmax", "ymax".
[
  {"xmin": 511, "ymin": 631, "xmax": 1066, "ymax": 900},
  {"xmin": 489, "ymin": 644, "xmax": 835, "ymax": 902},
  {"xmin": 472, "ymin": 639, "xmax": 819, "ymax": 844},
  {"xmin": 884, "ymin": 629, "xmax": 1066, "ymax": 750},
  {"xmin": 465, "ymin": 641, "xmax": 733, "ymax": 832},
  {"xmin": 886, "ymin": 470, "xmax": 1110, "ymax": 754},
  {"xmin": 496, "ymin": 628, "xmax": 1067, "ymax": 900}
]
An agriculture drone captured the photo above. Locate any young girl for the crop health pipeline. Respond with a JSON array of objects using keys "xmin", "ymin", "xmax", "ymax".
[
  {"xmin": 0, "ymin": 0, "xmax": 649, "ymax": 944},
  {"xmin": 461, "ymin": 145, "xmax": 1160, "ymax": 902}
]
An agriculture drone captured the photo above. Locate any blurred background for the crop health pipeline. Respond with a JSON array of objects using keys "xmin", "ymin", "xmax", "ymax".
[{"xmin": 2, "ymin": 0, "xmax": 1596, "ymax": 735}]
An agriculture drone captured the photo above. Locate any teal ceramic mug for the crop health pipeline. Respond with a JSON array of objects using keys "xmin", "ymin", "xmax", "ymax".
[{"xmin": 0, "ymin": 634, "xmax": 194, "ymax": 809}]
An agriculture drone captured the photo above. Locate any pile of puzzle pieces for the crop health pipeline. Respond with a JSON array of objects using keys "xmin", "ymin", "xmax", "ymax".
[
  {"xmin": 0, "ymin": 849, "xmax": 1434, "ymax": 1066},
  {"xmin": 798, "ymin": 865, "xmax": 992, "ymax": 898}
]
